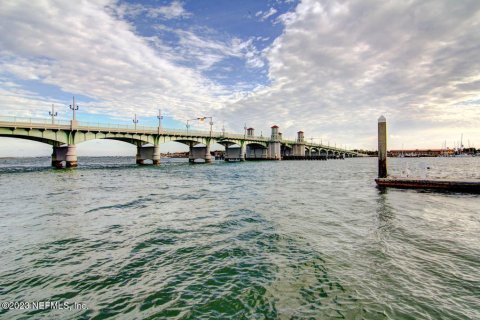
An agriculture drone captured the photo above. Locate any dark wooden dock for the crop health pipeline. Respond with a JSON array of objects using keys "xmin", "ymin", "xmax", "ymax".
[{"xmin": 375, "ymin": 177, "xmax": 480, "ymax": 193}]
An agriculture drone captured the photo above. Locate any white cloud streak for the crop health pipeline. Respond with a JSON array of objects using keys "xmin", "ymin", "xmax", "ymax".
[
  {"xmin": 146, "ymin": 1, "xmax": 191, "ymax": 19},
  {"xmin": 256, "ymin": 7, "xmax": 278, "ymax": 21},
  {"xmin": 163, "ymin": 28, "xmax": 264, "ymax": 70},
  {"xmin": 113, "ymin": 0, "xmax": 191, "ymax": 20}
]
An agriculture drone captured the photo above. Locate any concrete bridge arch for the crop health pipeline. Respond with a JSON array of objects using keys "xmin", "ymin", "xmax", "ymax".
[
  {"xmin": 0, "ymin": 128, "xmax": 69, "ymax": 145},
  {"xmin": 0, "ymin": 133, "xmax": 63, "ymax": 147},
  {"xmin": 73, "ymin": 131, "xmax": 153, "ymax": 145}
]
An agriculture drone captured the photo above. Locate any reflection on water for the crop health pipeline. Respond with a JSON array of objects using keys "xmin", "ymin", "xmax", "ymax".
[{"xmin": 0, "ymin": 157, "xmax": 479, "ymax": 319}]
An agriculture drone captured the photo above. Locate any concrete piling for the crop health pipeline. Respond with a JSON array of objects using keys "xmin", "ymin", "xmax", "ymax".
[{"xmin": 378, "ymin": 115, "xmax": 387, "ymax": 178}]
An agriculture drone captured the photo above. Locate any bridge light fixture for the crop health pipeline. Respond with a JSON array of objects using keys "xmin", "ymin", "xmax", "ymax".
[
  {"xmin": 186, "ymin": 116, "xmax": 213, "ymax": 137},
  {"xmin": 187, "ymin": 117, "xmax": 200, "ymax": 134},
  {"xmin": 198, "ymin": 116, "xmax": 213, "ymax": 137},
  {"xmin": 68, "ymin": 96, "xmax": 79, "ymax": 121},
  {"xmin": 49, "ymin": 104, "xmax": 58, "ymax": 124},
  {"xmin": 157, "ymin": 109, "xmax": 163, "ymax": 130},
  {"xmin": 133, "ymin": 113, "xmax": 139, "ymax": 130}
]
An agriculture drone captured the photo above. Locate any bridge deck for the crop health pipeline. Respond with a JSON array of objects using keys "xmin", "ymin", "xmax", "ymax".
[{"xmin": 0, "ymin": 115, "xmax": 361, "ymax": 156}]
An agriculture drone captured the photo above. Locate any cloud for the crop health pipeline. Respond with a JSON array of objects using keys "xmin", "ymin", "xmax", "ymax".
[
  {"xmin": 112, "ymin": 0, "xmax": 191, "ymax": 20},
  {"xmin": 224, "ymin": 0, "xmax": 480, "ymax": 149},
  {"xmin": 256, "ymin": 7, "xmax": 278, "ymax": 21},
  {"xmin": 0, "ymin": 0, "xmax": 226, "ymax": 122},
  {"xmin": 1, "ymin": 0, "xmax": 480, "ymax": 152},
  {"xmin": 146, "ymin": 1, "xmax": 191, "ymax": 19},
  {"xmin": 0, "ymin": 0, "xmax": 264, "ymax": 123},
  {"xmin": 153, "ymin": 26, "xmax": 265, "ymax": 71}
]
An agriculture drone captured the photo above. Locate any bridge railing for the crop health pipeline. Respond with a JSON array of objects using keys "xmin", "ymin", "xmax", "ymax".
[
  {"xmin": 0, "ymin": 115, "xmax": 71, "ymax": 126},
  {"xmin": 76, "ymin": 121, "xmax": 269, "ymax": 140},
  {"xmin": 77, "ymin": 120, "xmax": 162, "ymax": 132},
  {"xmin": 0, "ymin": 115, "xmax": 269, "ymax": 141}
]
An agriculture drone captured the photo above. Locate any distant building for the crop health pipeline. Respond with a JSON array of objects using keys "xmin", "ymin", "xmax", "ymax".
[{"xmin": 388, "ymin": 149, "xmax": 454, "ymax": 157}]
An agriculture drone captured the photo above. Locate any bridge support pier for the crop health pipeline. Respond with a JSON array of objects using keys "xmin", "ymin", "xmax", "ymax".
[
  {"xmin": 65, "ymin": 145, "xmax": 78, "ymax": 167},
  {"xmin": 52, "ymin": 147, "xmax": 62, "ymax": 168},
  {"xmin": 51, "ymin": 145, "xmax": 77, "ymax": 168},
  {"xmin": 153, "ymin": 145, "xmax": 161, "ymax": 165},
  {"xmin": 189, "ymin": 142, "xmax": 212, "ymax": 163},
  {"xmin": 205, "ymin": 143, "xmax": 212, "ymax": 163},
  {"xmin": 224, "ymin": 143, "xmax": 246, "ymax": 162},
  {"xmin": 136, "ymin": 145, "xmax": 143, "ymax": 165},
  {"xmin": 136, "ymin": 144, "xmax": 161, "ymax": 165},
  {"xmin": 189, "ymin": 143, "xmax": 195, "ymax": 163}
]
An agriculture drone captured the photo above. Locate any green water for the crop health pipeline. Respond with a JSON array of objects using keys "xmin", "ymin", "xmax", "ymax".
[{"xmin": 0, "ymin": 157, "xmax": 479, "ymax": 319}]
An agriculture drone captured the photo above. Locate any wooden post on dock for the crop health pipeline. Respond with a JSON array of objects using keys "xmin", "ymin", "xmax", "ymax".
[
  {"xmin": 375, "ymin": 115, "xmax": 480, "ymax": 193},
  {"xmin": 378, "ymin": 115, "xmax": 387, "ymax": 178}
]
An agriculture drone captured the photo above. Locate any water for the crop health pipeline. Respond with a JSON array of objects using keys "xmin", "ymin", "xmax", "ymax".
[{"xmin": 0, "ymin": 157, "xmax": 479, "ymax": 319}]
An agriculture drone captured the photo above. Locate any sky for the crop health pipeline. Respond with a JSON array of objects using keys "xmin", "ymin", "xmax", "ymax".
[{"xmin": 0, "ymin": 0, "xmax": 479, "ymax": 156}]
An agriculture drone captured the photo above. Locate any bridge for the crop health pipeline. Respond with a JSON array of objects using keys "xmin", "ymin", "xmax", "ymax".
[{"xmin": 0, "ymin": 116, "xmax": 362, "ymax": 168}]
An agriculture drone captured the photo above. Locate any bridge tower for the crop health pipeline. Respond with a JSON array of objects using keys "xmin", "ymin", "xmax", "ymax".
[
  {"xmin": 293, "ymin": 131, "xmax": 306, "ymax": 157},
  {"xmin": 267, "ymin": 125, "xmax": 281, "ymax": 160}
]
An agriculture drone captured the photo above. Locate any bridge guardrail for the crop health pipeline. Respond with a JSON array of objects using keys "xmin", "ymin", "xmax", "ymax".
[
  {"xmin": 0, "ymin": 116, "xmax": 71, "ymax": 126},
  {"xmin": 0, "ymin": 116, "xmax": 270, "ymax": 141}
]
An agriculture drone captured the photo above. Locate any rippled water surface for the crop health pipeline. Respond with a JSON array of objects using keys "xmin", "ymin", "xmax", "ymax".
[{"xmin": 0, "ymin": 157, "xmax": 479, "ymax": 319}]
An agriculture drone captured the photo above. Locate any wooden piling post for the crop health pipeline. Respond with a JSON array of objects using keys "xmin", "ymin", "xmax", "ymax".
[{"xmin": 378, "ymin": 115, "xmax": 387, "ymax": 178}]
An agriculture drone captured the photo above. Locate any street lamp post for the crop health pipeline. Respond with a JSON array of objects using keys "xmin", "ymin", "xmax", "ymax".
[
  {"xmin": 69, "ymin": 96, "xmax": 79, "ymax": 120},
  {"xmin": 244, "ymin": 123, "xmax": 247, "ymax": 139},
  {"xmin": 157, "ymin": 109, "xmax": 163, "ymax": 133},
  {"xmin": 49, "ymin": 104, "xmax": 58, "ymax": 124},
  {"xmin": 133, "ymin": 114, "xmax": 139, "ymax": 130},
  {"xmin": 204, "ymin": 117, "xmax": 213, "ymax": 138},
  {"xmin": 196, "ymin": 116, "xmax": 213, "ymax": 137}
]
